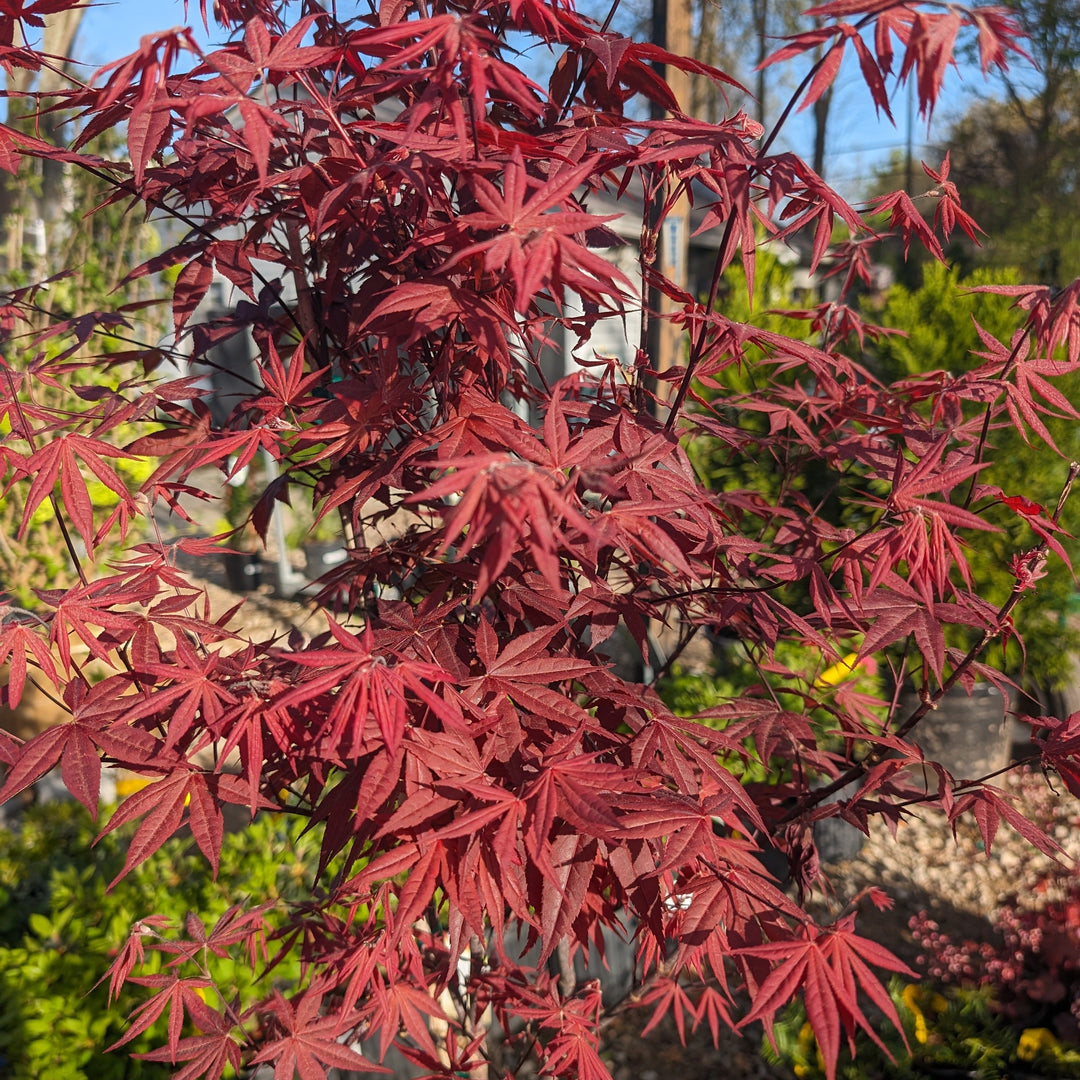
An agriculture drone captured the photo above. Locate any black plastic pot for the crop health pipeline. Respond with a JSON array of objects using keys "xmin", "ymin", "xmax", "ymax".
[
  {"xmin": 896, "ymin": 682, "xmax": 1011, "ymax": 781},
  {"xmin": 222, "ymin": 551, "xmax": 263, "ymax": 592},
  {"xmin": 303, "ymin": 541, "xmax": 347, "ymax": 579},
  {"xmin": 813, "ymin": 776, "xmax": 866, "ymax": 863}
]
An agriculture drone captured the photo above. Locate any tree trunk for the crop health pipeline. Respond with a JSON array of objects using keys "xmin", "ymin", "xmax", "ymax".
[
  {"xmin": 0, "ymin": 9, "xmax": 83, "ymax": 274},
  {"xmin": 753, "ymin": 0, "xmax": 769, "ymax": 128}
]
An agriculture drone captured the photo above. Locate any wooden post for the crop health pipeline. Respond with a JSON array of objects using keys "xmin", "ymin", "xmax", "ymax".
[{"xmin": 649, "ymin": 0, "xmax": 693, "ymax": 405}]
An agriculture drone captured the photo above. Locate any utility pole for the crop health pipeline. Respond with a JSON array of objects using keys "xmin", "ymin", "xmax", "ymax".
[
  {"xmin": 899, "ymin": 78, "xmax": 918, "ymax": 288},
  {"xmin": 753, "ymin": 0, "xmax": 769, "ymax": 128},
  {"xmin": 648, "ymin": 0, "xmax": 693, "ymax": 403}
]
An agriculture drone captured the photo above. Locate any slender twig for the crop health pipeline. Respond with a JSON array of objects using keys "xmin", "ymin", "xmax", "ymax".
[
  {"xmin": 888, "ymin": 752, "xmax": 1042, "ymax": 812},
  {"xmin": 647, "ymin": 622, "xmax": 701, "ymax": 685},
  {"xmin": 783, "ymin": 460, "xmax": 1080, "ymax": 822},
  {"xmin": 555, "ymin": 0, "xmax": 624, "ymax": 125},
  {"xmin": 663, "ymin": 6, "xmax": 904, "ymax": 434}
]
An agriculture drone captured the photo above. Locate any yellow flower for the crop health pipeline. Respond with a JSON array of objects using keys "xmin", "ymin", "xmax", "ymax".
[
  {"xmin": 1017, "ymin": 1028, "xmax": 1059, "ymax": 1062},
  {"xmin": 913, "ymin": 1011, "xmax": 928, "ymax": 1045},
  {"xmin": 814, "ymin": 653, "xmax": 861, "ymax": 689},
  {"xmin": 114, "ymin": 774, "xmax": 153, "ymax": 798},
  {"xmin": 900, "ymin": 983, "xmax": 939, "ymax": 1045},
  {"xmin": 797, "ymin": 1021, "xmax": 825, "ymax": 1074}
]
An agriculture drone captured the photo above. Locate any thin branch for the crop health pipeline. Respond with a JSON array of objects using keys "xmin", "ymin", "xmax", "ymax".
[{"xmin": 785, "ymin": 460, "xmax": 1080, "ymax": 822}]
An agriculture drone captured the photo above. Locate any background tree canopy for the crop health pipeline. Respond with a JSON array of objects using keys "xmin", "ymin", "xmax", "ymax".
[{"xmin": 927, "ymin": 0, "xmax": 1080, "ymax": 280}]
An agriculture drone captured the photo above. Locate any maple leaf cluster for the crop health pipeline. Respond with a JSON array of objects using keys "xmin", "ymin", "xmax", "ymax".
[{"xmin": 0, "ymin": 1, "xmax": 1077, "ymax": 1079}]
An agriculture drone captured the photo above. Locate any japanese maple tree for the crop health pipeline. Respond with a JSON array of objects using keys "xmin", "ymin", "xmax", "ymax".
[{"xmin": 0, "ymin": 1, "xmax": 1078, "ymax": 1078}]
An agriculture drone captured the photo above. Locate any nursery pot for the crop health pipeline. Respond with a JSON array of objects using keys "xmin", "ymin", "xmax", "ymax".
[
  {"xmin": 303, "ymin": 541, "xmax": 348, "ymax": 579},
  {"xmin": 222, "ymin": 550, "xmax": 263, "ymax": 592},
  {"xmin": 896, "ymin": 682, "xmax": 1011, "ymax": 781},
  {"xmin": 812, "ymin": 776, "xmax": 866, "ymax": 863}
]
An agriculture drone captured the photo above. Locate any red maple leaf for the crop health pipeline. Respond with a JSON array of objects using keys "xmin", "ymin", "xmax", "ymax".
[
  {"xmin": 250, "ymin": 991, "xmax": 389, "ymax": 1079},
  {"xmin": 134, "ymin": 1009, "xmax": 243, "ymax": 1080},
  {"xmin": 0, "ymin": 610, "xmax": 58, "ymax": 708},
  {"xmin": 739, "ymin": 919, "xmax": 913, "ymax": 1080},
  {"xmin": 444, "ymin": 149, "xmax": 633, "ymax": 313},
  {"xmin": 99, "ymin": 770, "xmax": 259, "ymax": 880},
  {"xmin": 0, "ymin": 1, "xmax": 1074, "ymax": 1077},
  {"xmin": 922, "ymin": 152, "xmax": 982, "ymax": 244}
]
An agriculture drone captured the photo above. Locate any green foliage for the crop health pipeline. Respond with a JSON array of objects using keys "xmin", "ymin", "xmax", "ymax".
[
  {"xmin": 941, "ymin": 85, "xmax": 1080, "ymax": 283},
  {"xmin": 688, "ymin": 246, "xmax": 835, "ymax": 585},
  {"xmin": 766, "ymin": 980, "xmax": 1080, "ymax": 1080},
  {"xmin": 867, "ymin": 262, "xmax": 1080, "ymax": 686},
  {"xmin": 670, "ymin": 249, "xmax": 890, "ymax": 765},
  {"xmin": 694, "ymin": 253, "xmax": 1080, "ymax": 688},
  {"xmin": 0, "ymin": 800, "xmax": 315, "ymax": 1079},
  {"xmin": 869, "ymin": 263, "xmax": 1021, "ymax": 379},
  {"xmin": 659, "ymin": 653, "xmax": 774, "ymax": 784},
  {"xmin": 714, "ymin": 243, "xmax": 818, "ymax": 342},
  {"xmin": 660, "ymin": 640, "xmax": 884, "ymax": 785},
  {"xmin": 0, "ymin": 130, "xmax": 166, "ymax": 609}
]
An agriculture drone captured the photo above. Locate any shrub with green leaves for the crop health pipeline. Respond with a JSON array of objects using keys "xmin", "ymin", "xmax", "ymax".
[
  {"xmin": 867, "ymin": 262, "xmax": 1080, "ymax": 686},
  {"xmin": 0, "ymin": 800, "xmax": 315, "ymax": 1079},
  {"xmin": 693, "ymin": 255, "xmax": 1080, "ymax": 687},
  {"xmin": 766, "ymin": 980, "xmax": 1080, "ymax": 1080}
]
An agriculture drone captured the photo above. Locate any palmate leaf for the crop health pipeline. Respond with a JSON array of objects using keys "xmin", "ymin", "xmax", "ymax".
[
  {"xmin": 768, "ymin": 23, "xmax": 891, "ymax": 121},
  {"xmin": 17, "ymin": 432, "xmax": 136, "ymax": 550},
  {"xmin": 369, "ymin": 977, "xmax": 447, "ymax": 1063},
  {"xmin": 134, "ymin": 1015, "xmax": 242, "ymax": 1080},
  {"xmin": 898, "ymin": 8, "xmax": 964, "ymax": 117},
  {"xmin": 536, "ymin": 833, "xmax": 597, "ymax": 956},
  {"xmin": 639, "ymin": 978, "xmax": 697, "ymax": 1043},
  {"xmin": 249, "ymin": 992, "xmax": 389, "ymax": 1080},
  {"xmin": 44, "ymin": 577, "xmax": 144, "ymax": 671},
  {"xmin": 921, "ymin": 153, "xmax": 982, "ymax": 244},
  {"xmin": 83, "ymin": 28, "xmax": 198, "ymax": 183},
  {"xmin": 126, "ymin": 639, "xmax": 241, "ymax": 754},
  {"xmin": 412, "ymin": 453, "xmax": 599, "ymax": 594},
  {"xmin": 973, "ymin": 279, "xmax": 1080, "ymax": 364},
  {"xmin": 0, "ymin": 681, "xmax": 160, "ymax": 818},
  {"xmin": 99, "ymin": 771, "xmax": 260, "ymax": 880},
  {"xmin": 531, "ymin": 986, "xmax": 610, "ymax": 1080},
  {"xmin": 445, "ymin": 149, "xmax": 633, "ymax": 314},
  {"xmin": 110, "ymin": 973, "xmax": 218, "ymax": 1054},
  {"xmin": 0, "ymin": 613, "xmax": 59, "ymax": 708},
  {"xmin": 739, "ymin": 919, "xmax": 913, "ymax": 1080},
  {"xmin": 949, "ymin": 783, "xmax": 1065, "ymax": 861},
  {"xmin": 824, "ymin": 581, "xmax": 952, "ymax": 681},
  {"xmin": 279, "ymin": 616, "xmax": 458, "ymax": 755},
  {"xmin": 801, "ymin": 0, "xmax": 1027, "ymax": 116},
  {"xmin": 868, "ymin": 188, "xmax": 942, "ymax": 260}
]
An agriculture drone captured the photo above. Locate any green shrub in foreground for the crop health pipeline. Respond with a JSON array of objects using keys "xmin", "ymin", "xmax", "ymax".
[
  {"xmin": 766, "ymin": 980, "xmax": 1080, "ymax": 1080},
  {"xmin": 0, "ymin": 798, "xmax": 315, "ymax": 1079}
]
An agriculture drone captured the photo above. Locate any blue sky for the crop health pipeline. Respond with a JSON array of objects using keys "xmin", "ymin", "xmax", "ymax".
[
  {"xmin": 70, "ymin": 0, "xmax": 991, "ymax": 200},
  {"xmin": 76, "ymin": 0, "xmax": 201, "ymax": 67}
]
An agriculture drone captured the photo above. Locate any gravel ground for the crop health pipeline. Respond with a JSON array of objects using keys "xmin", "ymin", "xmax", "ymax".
[{"xmin": 817, "ymin": 768, "xmax": 1080, "ymax": 967}]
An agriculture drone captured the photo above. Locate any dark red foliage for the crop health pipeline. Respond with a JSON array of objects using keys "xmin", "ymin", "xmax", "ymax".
[{"xmin": 0, "ymin": 2, "xmax": 1078, "ymax": 1079}]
